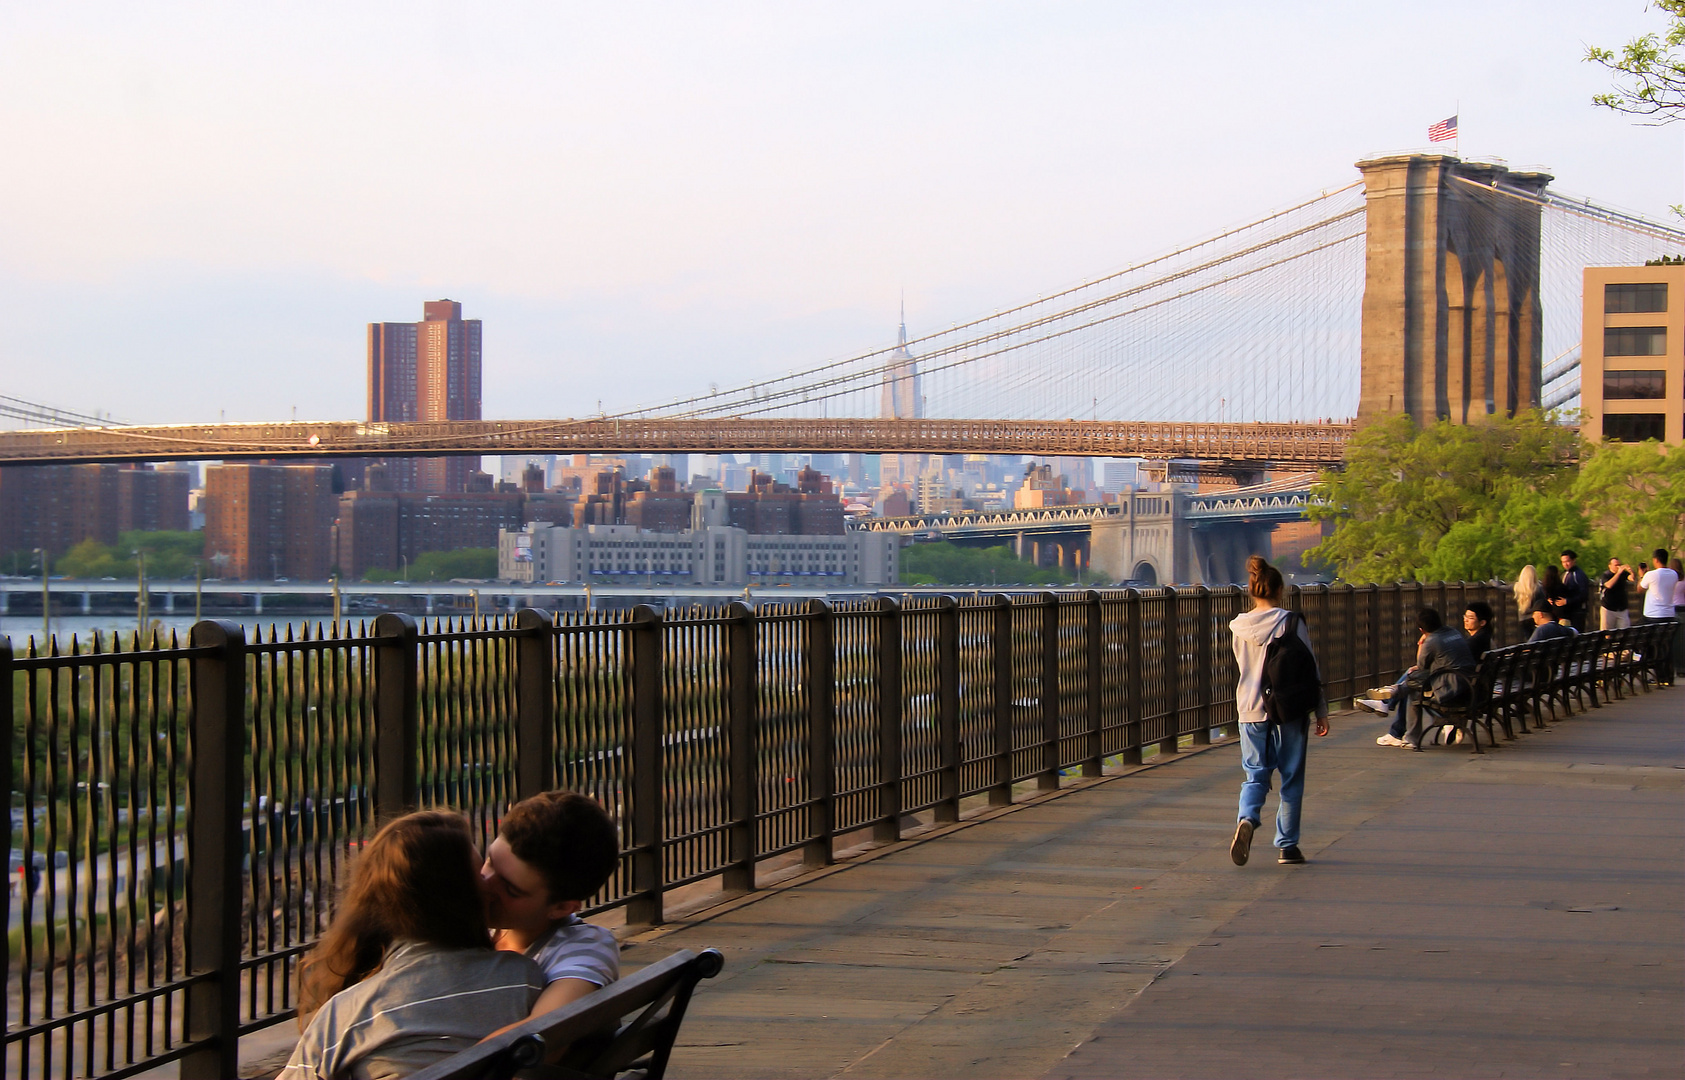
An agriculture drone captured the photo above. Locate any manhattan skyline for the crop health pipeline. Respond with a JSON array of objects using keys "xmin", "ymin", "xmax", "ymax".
[{"xmin": 0, "ymin": 2, "xmax": 1678, "ymax": 427}]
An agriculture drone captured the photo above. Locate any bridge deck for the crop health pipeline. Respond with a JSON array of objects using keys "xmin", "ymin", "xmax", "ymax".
[
  {"xmin": 0, "ymin": 418, "xmax": 1350, "ymax": 467},
  {"xmin": 619, "ymin": 690, "xmax": 1681, "ymax": 1079}
]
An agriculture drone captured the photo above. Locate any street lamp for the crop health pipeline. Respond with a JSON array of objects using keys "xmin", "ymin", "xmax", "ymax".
[{"xmin": 34, "ymin": 548, "xmax": 48, "ymax": 646}]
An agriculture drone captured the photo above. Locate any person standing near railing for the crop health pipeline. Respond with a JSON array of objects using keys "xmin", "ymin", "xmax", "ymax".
[
  {"xmin": 1637, "ymin": 550, "xmax": 1680, "ymax": 686},
  {"xmin": 1229, "ymin": 555, "xmax": 1328, "ymax": 868}
]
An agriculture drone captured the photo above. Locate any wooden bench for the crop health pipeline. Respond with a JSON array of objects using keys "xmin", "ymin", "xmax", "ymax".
[
  {"xmin": 408, "ymin": 948, "xmax": 725, "ymax": 1080},
  {"xmin": 1417, "ymin": 624, "xmax": 1676, "ymax": 753}
]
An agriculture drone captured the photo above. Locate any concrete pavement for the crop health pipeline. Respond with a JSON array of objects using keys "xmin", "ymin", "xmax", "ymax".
[{"xmin": 627, "ymin": 688, "xmax": 1682, "ymax": 1079}]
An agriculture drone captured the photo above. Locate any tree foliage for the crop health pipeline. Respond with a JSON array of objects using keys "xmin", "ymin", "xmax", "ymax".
[
  {"xmin": 48, "ymin": 531, "xmax": 206, "ymax": 580},
  {"xmin": 1587, "ymin": 0, "xmax": 1685, "ymax": 125},
  {"xmin": 899, "ymin": 542, "xmax": 1076, "ymax": 587},
  {"xmin": 1304, "ymin": 412, "xmax": 1584, "ymax": 583},
  {"xmin": 1572, "ymin": 438, "xmax": 1685, "ymax": 559},
  {"xmin": 363, "ymin": 548, "xmax": 498, "ymax": 582}
]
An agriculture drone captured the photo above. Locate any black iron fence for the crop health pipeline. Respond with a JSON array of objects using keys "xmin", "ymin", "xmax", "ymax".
[{"xmin": 3, "ymin": 582, "xmax": 1516, "ymax": 1079}]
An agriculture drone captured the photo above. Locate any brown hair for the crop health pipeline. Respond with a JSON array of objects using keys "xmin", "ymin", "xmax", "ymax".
[
  {"xmin": 1246, "ymin": 554, "xmax": 1283, "ymax": 603},
  {"xmin": 297, "ymin": 811, "xmax": 490, "ymax": 1027},
  {"xmin": 499, "ymin": 791, "xmax": 620, "ymax": 903}
]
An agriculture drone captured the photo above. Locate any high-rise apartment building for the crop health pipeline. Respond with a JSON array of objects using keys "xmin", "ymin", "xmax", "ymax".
[
  {"xmin": 203, "ymin": 464, "xmax": 337, "ymax": 580},
  {"xmin": 1582, "ymin": 264, "xmax": 1684, "ymax": 446},
  {"xmin": 367, "ymin": 299, "xmax": 483, "ymax": 492},
  {"xmin": 0, "ymin": 464, "xmax": 190, "ymax": 558}
]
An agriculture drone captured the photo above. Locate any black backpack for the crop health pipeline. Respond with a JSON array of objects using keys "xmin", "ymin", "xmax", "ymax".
[{"xmin": 1261, "ymin": 611, "xmax": 1322, "ymax": 724}]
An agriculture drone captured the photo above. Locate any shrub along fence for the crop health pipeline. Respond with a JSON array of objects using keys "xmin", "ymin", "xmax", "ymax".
[{"xmin": 2, "ymin": 581, "xmax": 1515, "ymax": 1079}]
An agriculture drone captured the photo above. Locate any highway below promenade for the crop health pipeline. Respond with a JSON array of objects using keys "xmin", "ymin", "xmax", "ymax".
[{"xmin": 620, "ymin": 689, "xmax": 1682, "ymax": 1079}]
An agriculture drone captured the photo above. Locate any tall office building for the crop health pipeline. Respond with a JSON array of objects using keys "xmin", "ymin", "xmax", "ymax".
[
  {"xmin": 1581, "ymin": 264, "xmax": 1683, "ymax": 446},
  {"xmin": 368, "ymin": 300, "xmax": 483, "ymax": 492}
]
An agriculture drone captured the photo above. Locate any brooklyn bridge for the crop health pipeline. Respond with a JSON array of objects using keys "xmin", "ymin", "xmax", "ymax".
[{"xmin": 3, "ymin": 154, "xmax": 1680, "ymax": 473}]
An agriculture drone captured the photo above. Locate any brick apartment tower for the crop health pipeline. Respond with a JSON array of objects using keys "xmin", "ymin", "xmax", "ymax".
[{"xmin": 368, "ymin": 300, "xmax": 482, "ymax": 492}]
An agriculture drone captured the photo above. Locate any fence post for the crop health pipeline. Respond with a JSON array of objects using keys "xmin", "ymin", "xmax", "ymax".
[
  {"xmin": 1082, "ymin": 591, "xmax": 1104, "ymax": 776},
  {"xmin": 1158, "ymin": 589, "xmax": 1180, "ymax": 757},
  {"xmin": 372, "ymin": 613, "xmax": 419, "ymax": 818},
  {"xmin": 1038, "ymin": 593, "xmax": 1060, "ymax": 789},
  {"xmin": 989, "ymin": 593, "xmax": 1014, "ymax": 805},
  {"xmin": 805, "ymin": 599, "xmax": 835, "ymax": 867},
  {"xmin": 1192, "ymin": 585, "xmax": 1213, "ymax": 745},
  {"xmin": 626, "ymin": 605, "xmax": 665, "ymax": 925},
  {"xmin": 1367, "ymin": 584, "xmax": 1382, "ymax": 690},
  {"xmin": 1343, "ymin": 584, "xmax": 1359, "ymax": 704},
  {"xmin": 935, "ymin": 596, "xmax": 961, "ymax": 822},
  {"xmin": 182, "ymin": 620, "xmax": 246, "ymax": 1080},
  {"xmin": 0, "ymin": 640, "xmax": 12, "ymax": 998},
  {"xmin": 1122, "ymin": 589, "xmax": 1143, "ymax": 765},
  {"xmin": 875, "ymin": 597, "xmax": 904, "ymax": 844},
  {"xmin": 514, "ymin": 608, "xmax": 554, "ymax": 801},
  {"xmin": 724, "ymin": 602, "xmax": 758, "ymax": 893}
]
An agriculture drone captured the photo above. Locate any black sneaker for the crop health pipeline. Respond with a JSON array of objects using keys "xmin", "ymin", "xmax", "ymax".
[
  {"xmin": 1231, "ymin": 819, "xmax": 1255, "ymax": 866},
  {"xmin": 1278, "ymin": 845, "xmax": 1305, "ymax": 864}
]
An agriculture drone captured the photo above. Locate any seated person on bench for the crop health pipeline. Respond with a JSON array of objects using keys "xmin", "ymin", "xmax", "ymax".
[
  {"xmin": 1527, "ymin": 603, "xmax": 1577, "ymax": 643},
  {"xmin": 1396, "ymin": 608, "xmax": 1477, "ymax": 751},
  {"xmin": 481, "ymin": 791, "xmax": 623, "ymax": 1022},
  {"xmin": 1369, "ymin": 604, "xmax": 1488, "ymax": 747},
  {"xmin": 283, "ymin": 812, "xmax": 546, "ymax": 1080}
]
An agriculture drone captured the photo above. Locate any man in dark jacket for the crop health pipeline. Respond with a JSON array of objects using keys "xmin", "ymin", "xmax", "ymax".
[
  {"xmin": 1527, "ymin": 604, "xmax": 1577, "ymax": 643},
  {"xmin": 1401, "ymin": 608, "xmax": 1478, "ymax": 750},
  {"xmin": 1558, "ymin": 550, "xmax": 1593, "ymax": 632}
]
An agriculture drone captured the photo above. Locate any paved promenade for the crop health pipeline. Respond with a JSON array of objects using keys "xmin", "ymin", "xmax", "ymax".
[{"xmin": 631, "ymin": 688, "xmax": 1682, "ymax": 1079}]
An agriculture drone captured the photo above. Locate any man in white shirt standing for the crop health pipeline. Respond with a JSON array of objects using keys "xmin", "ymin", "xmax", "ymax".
[{"xmin": 1637, "ymin": 548, "xmax": 1679, "ymax": 686}]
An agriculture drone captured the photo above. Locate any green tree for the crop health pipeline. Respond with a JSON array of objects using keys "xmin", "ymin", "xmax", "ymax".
[
  {"xmin": 50, "ymin": 531, "xmax": 206, "ymax": 580},
  {"xmin": 899, "ymin": 542, "xmax": 1077, "ymax": 587},
  {"xmin": 1587, "ymin": 1, "xmax": 1685, "ymax": 125},
  {"xmin": 364, "ymin": 548, "xmax": 498, "ymax": 582},
  {"xmin": 1305, "ymin": 412, "xmax": 1581, "ymax": 583},
  {"xmin": 1573, "ymin": 438, "xmax": 1685, "ymax": 559}
]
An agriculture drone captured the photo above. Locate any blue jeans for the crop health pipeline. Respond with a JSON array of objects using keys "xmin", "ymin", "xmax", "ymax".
[{"xmin": 1237, "ymin": 719, "xmax": 1309, "ymax": 849}]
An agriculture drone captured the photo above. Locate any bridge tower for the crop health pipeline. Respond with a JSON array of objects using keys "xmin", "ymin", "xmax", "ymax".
[{"xmin": 1356, "ymin": 155, "xmax": 1551, "ymax": 426}]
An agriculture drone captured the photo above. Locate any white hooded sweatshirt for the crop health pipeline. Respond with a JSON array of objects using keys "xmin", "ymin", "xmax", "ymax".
[{"xmin": 1228, "ymin": 605, "xmax": 1328, "ymax": 725}]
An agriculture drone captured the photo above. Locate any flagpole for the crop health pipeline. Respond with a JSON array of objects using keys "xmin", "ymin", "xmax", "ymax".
[{"xmin": 1455, "ymin": 99, "xmax": 1460, "ymax": 158}]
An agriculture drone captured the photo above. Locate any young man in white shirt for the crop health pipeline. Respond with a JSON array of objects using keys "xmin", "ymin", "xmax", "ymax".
[
  {"xmin": 1638, "ymin": 548, "xmax": 1680, "ymax": 686},
  {"xmin": 481, "ymin": 791, "xmax": 622, "ymax": 1019}
]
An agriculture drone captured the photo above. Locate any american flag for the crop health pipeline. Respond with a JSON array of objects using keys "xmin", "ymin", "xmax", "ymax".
[{"xmin": 1428, "ymin": 115, "xmax": 1458, "ymax": 142}]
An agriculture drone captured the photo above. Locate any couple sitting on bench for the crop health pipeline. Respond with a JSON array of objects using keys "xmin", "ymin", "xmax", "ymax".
[
  {"xmin": 281, "ymin": 792, "xmax": 621, "ymax": 1080},
  {"xmin": 1362, "ymin": 607, "xmax": 1481, "ymax": 750}
]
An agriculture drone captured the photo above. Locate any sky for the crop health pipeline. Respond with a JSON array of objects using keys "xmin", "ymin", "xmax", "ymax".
[{"xmin": 0, "ymin": 1, "xmax": 1678, "ymax": 426}]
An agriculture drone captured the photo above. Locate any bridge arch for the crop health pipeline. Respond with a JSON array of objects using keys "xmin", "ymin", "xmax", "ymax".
[{"xmin": 1130, "ymin": 561, "xmax": 1159, "ymax": 587}]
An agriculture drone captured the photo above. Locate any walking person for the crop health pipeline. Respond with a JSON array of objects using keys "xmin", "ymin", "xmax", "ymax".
[{"xmin": 1229, "ymin": 555, "xmax": 1328, "ymax": 867}]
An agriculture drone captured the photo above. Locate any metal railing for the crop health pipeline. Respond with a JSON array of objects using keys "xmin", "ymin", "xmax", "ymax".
[{"xmin": 3, "ymin": 581, "xmax": 1516, "ymax": 1078}]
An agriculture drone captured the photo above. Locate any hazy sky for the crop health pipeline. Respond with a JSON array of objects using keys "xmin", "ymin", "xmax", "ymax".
[{"xmin": 1, "ymin": 2, "xmax": 1678, "ymax": 425}]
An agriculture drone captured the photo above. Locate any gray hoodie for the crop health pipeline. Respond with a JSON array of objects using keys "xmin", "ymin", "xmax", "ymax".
[{"xmin": 1229, "ymin": 605, "xmax": 1328, "ymax": 725}]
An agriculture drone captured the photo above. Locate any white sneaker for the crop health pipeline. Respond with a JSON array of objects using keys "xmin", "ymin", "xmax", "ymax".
[
  {"xmin": 1376, "ymin": 734, "xmax": 1409, "ymax": 747},
  {"xmin": 1356, "ymin": 698, "xmax": 1389, "ymax": 715}
]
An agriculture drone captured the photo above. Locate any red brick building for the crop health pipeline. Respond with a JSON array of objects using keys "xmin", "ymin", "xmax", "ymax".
[{"xmin": 203, "ymin": 464, "xmax": 337, "ymax": 580}]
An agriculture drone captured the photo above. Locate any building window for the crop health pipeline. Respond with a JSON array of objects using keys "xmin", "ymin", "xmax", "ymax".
[
  {"xmin": 1605, "ymin": 282, "xmax": 1668, "ymax": 314},
  {"xmin": 1604, "ymin": 370, "xmax": 1667, "ymax": 400},
  {"xmin": 1603, "ymin": 413, "xmax": 1666, "ymax": 442},
  {"xmin": 1605, "ymin": 327, "xmax": 1667, "ymax": 356}
]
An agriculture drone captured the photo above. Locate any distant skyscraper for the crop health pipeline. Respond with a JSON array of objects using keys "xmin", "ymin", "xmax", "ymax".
[
  {"xmin": 879, "ymin": 308, "xmax": 922, "ymax": 488},
  {"xmin": 368, "ymin": 300, "xmax": 483, "ymax": 492},
  {"xmin": 879, "ymin": 308, "xmax": 921, "ymax": 420}
]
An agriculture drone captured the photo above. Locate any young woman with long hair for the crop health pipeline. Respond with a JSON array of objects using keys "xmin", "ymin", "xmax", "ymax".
[
  {"xmin": 282, "ymin": 811, "xmax": 544, "ymax": 1080},
  {"xmin": 1228, "ymin": 555, "xmax": 1328, "ymax": 867}
]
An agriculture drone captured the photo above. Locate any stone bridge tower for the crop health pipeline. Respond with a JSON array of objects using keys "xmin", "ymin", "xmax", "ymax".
[{"xmin": 1356, "ymin": 155, "xmax": 1551, "ymax": 425}]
